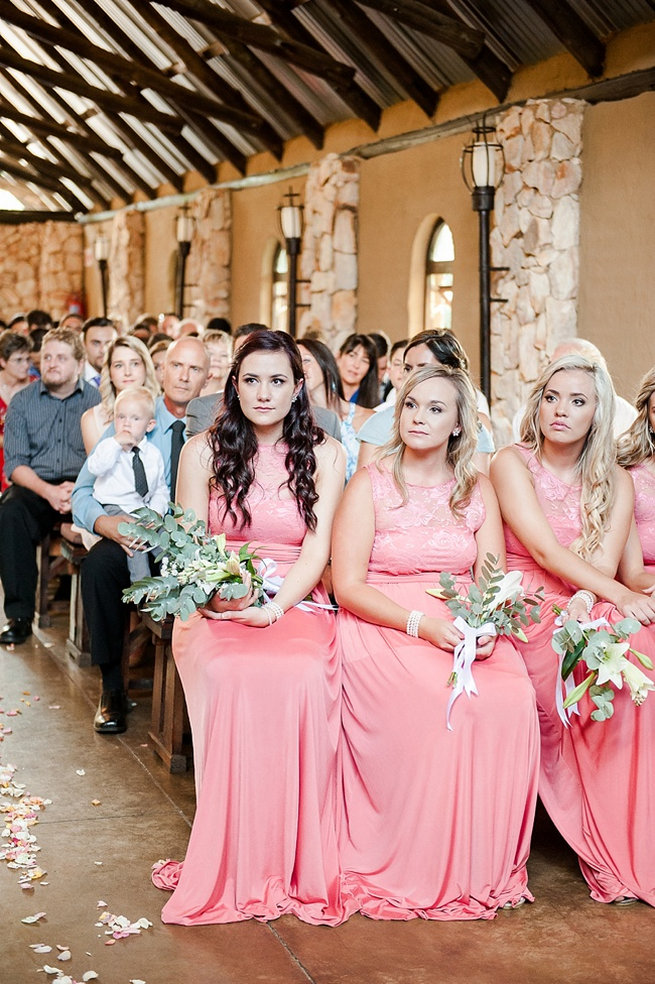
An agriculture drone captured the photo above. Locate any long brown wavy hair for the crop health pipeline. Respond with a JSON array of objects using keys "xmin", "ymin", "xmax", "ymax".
[
  {"xmin": 207, "ymin": 330, "xmax": 324, "ymax": 530},
  {"xmin": 616, "ymin": 367, "xmax": 655, "ymax": 468}
]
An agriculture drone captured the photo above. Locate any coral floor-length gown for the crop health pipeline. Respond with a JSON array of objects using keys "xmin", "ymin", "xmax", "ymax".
[{"xmin": 338, "ymin": 464, "xmax": 540, "ymax": 920}]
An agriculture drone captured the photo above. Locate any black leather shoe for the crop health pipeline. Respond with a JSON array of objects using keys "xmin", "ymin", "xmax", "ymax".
[
  {"xmin": 94, "ymin": 690, "xmax": 127, "ymax": 734},
  {"xmin": 0, "ymin": 618, "xmax": 33, "ymax": 645}
]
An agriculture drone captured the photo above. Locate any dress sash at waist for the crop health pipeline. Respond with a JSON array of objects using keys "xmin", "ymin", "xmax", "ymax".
[{"xmin": 225, "ymin": 540, "xmax": 301, "ymax": 567}]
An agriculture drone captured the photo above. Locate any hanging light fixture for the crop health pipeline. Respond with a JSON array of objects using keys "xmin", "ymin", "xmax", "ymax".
[
  {"xmin": 93, "ymin": 234, "xmax": 110, "ymax": 318},
  {"xmin": 175, "ymin": 205, "xmax": 194, "ymax": 318},
  {"xmin": 276, "ymin": 187, "xmax": 304, "ymax": 337},
  {"xmin": 460, "ymin": 118, "xmax": 506, "ymax": 404}
]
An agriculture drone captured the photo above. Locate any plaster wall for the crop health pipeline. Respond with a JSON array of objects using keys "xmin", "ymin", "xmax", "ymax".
[{"xmin": 578, "ymin": 92, "xmax": 655, "ymax": 402}]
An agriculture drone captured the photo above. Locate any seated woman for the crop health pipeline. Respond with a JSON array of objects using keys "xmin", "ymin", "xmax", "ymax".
[
  {"xmin": 80, "ymin": 335, "xmax": 159, "ymax": 453},
  {"xmin": 332, "ymin": 365, "xmax": 539, "ymax": 920},
  {"xmin": 297, "ymin": 337, "xmax": 366, "ymax": 476},
  {"xmin": 0, "ymin": 331, "xmax": 32, "ymax": 490},
  {"xmin": 152, "ymin": 329, "xmax": 352, "ymax": 925},
  {"xmin": 491, "ymin": 353, "xmax": 655, "ymax": 907},
  {"xmin": 617, "ymin": 367, "xmax": 655, "ymax": 581}
]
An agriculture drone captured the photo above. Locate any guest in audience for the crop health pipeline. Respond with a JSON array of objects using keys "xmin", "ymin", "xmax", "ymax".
[
  {"xmin": 151, "ymin": 329, "xmax": 351, "ymax": 925},
  {"xmin": 158, "ymin": 312, "xmax": 180, "ymax": 338},
  {"xmin": 200, "ymin": 330, "xmax": 232, "ymax": 397},
  {"xmin": 367, "ymin": 330, "xmax": 391, "ymax": 401},
  {"xmin": 491, "ymin": 353, "xmax": 655, "ymax": 906},
  {"xmin": 8, "ymin": 314, "xmax": 28, "ymax": 336},
  {"xmin": 86, "ymin": 387, "xmax": 169, "ymax": 583},
  {"xmin": 205, "ymin": 316, "xmax": 231, "ymax": 337},
  {"xmin": 82, "ymin": 317, "xmax": 117, "ymax": 388},
  {"xmin": 27, "ymin": 327, "xmax": 48, "ymax": 379},
  {"xmin": 59, "ymin": 312, "xmax": 84, "ymax": 333},
  {"xmin": 26, "ymin": 310, "xmax": 53, "ymax": 336},
  {"xmin": 617, "ymin": 367, "xmax": 655, "ymax": 584},
  {"xmin": 73, "ymin": 336, "xmax": 209, "ymax": 734},
  {"xmin": 376, "ymin": 338, "xmax": 405, "ymax": 408},
  {"xmin": 0, "ymin": 331, "xmax": 33, "ymax": 490},
  {"xmin": 149, "ymin": 339, "xmax": 171, "ymax": 390},
  {"xmin": 80, "ymin": 335, "xmax": 159, "ymax": 453},
  {"xmin": 0, "ymin": 328, "xmax": 100, "ymax": 645},
  {"xmin": 511, "ymin": 337, "xmax": 637, "ymax": 441},
  {"xmin": 332, "ymin": 365, "xmax": 539, "ymax": 918},
  {"xmin": 357, "ymin": 330, "xmax": 494, "ymax": 474},
  {"xmin": 336, "ymin": 333, "xmax": 379, "ymax": 407},
  {"xmin": 297, "ymin": 337, "xmax": 362, "ymax": 470}
]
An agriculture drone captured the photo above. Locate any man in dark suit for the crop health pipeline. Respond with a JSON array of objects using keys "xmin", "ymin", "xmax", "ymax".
[{"xmin": 72, "ymin": 336, "xmax": 209, "ymax": 734}]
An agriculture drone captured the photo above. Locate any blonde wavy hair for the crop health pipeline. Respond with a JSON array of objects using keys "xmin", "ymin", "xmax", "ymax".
[
  {"xmin": 616, "ymin": 367, "xmax": 655, "ymax": 468},
  {"xmin": 97, "ymin": 336, "xmax": 159, "ymax": 425},
  {"xmin": 377, "ymin": 365, "xmax": 478, "ymax": 518},
  {"xmin": 520, "ymin": 354, "xmax": 617, "ymax": 559}
]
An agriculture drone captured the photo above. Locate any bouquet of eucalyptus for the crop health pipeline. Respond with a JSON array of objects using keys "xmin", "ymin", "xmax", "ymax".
[
  {"xmin": 552, "ymin": 611, "xmax": 655, "ymax": 724},
  {"xmin": 119, "ymin": 504, "xmax": 263, "ymax": 622},
  {"xmin": 426, "ymin": 554, "xmax": 544, "ymax": 729}
]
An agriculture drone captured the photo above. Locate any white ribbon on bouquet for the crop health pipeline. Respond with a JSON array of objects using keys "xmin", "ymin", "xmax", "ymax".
[
  {"xmin": 446, "ymin": 616, "xmax": 496, "ymax": 731},
  {"xmin": 258, "ymin": 558, "xmax": 337, "ymax": 613}
]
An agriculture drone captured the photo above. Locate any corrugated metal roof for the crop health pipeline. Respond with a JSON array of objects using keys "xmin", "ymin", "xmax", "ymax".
[{"xmin": 0, "ymin": 0, "xmax": 652, "ymax": 215}]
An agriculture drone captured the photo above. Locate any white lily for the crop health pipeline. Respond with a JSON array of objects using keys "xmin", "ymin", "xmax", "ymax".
[
  {"xmin": 594, "ymin": 642, "xmax": 631, "ymax": 689},
  {"xmin": 488, "ymin": 570, "xmax": 524, "ymax": 610},
  {"xmin": 621, "ymin": 660, "xmax": 655, "ymax": 706}
]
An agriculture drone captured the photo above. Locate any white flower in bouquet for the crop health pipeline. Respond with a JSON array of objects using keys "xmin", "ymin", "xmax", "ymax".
[{"xmin": 119, "ymin": 505, "xmax": 263, "ymax": 621}]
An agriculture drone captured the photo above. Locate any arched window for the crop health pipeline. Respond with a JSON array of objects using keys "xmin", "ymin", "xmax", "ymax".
[
  {"xmin": 271, "ymin": 243, "xmax": 288, "ymax": 333},
  {"xmin": 425, "ymin": 220, "xmax": 454, "ymax": 331}
]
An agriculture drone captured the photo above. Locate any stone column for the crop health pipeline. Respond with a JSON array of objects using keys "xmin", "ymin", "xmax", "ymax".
[
  {"xmin": 0, "ymin": 221, "xmax": 83, "ymax": 320},
  {"xmin": 300, "ymin": 153, "xmax": 359, "ymax": 347},
  {"xmin": 184, "ymin": 187, "xmax": 231, "ymax": 324},
  {"xmin": 489, "ymin": 98, "xmax": 584, "ymax": 445},
  {"xmin": 109, "ymin": 210, "xmax": 145, "ymax": 332}
]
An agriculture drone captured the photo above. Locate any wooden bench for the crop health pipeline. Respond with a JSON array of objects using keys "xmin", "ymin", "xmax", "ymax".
[
  {"xmin": 36, "ymin": 522, "xmax": 78, "ymax": 629},
  {"xmin": 59, "ymin": 525, "xmax": 91, "ymax": 666},
  {"xmin": 141, "ymin": 611, "xmax": 191, "ymax": 773}
]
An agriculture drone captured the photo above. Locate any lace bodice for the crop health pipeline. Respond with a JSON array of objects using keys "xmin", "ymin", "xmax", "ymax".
[
  {"xmin": 366, "ymin": 464, "xmax": 485, "ymax": 577},
  {"xmin": 504, "ymin": 446, "xmax": 582, "ymax": 563},
  {"xmin": 630, "ymin": 463, "xmax": 655, "ymax": 566},
  {"xmin": 208, "ymin": 443, "xmax": 306, "ymax": 550}
]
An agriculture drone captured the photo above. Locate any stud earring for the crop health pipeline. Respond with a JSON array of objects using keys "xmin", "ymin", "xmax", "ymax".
[{"xmin": 452, "ymin": 427, "xmax": 461, "ymax": 437}]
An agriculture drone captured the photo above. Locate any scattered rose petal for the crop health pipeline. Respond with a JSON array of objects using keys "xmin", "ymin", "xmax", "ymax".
[
  {"xmin": 41, "ymin": 964, "xmax": 60, "ymax": 974},
  {"xmin": 129, "ymin": 980, "xmax": 146, "ymax": 984},
  {"xmin": 21, "ymin": 911, "xmax": 46, "ymax": 923},
  {"xmin": 30, "ymin": 944, "xmax": 52, "ymax": 953},
  {"xmin": 82, "ymin": 973, "xmax": 99, "ymax": 981},
  {"xmin": 91, "ymin": 800, "xmax": 101, "ymax": 807},
  {"xmin": 93, "ymin": 861, "xmax": 103, "ymax": 866},
  {"xmin": 57, "ymin": 950, "xmax": 72, "ymax": 961},
  {"xmin": 96, "ymin": 901, "xmax": 107, "ymax": 908},
  {"xmin": 6, "ymin": 710, "xmax": 18, "ymax": 717},
  {"xmin": 48, "ymin": 705, "xmax": 60, "ymax": 710},
  {"xmin": 33, "ymin": 696, "xmax": 40, "ymax": 701},
  {"xmin": 75, "ymin": 769, "xmax": 85, "ymax": 777},
  {"xmin": 104, "ymin": 939, "xmax": 115, "ymax": 946}
]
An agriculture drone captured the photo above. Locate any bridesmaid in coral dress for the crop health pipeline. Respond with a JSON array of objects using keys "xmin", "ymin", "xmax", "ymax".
[
  {"xmin": 491, "ymin": 353, "xmax": 655, "ymax": 907},
  {"xmin": 152, "ymin": 330, "xmax": 352, "ymax": 925},
  {"xmin": 333, "ymin": 365, "xmax": 540, "ymax": 920}
]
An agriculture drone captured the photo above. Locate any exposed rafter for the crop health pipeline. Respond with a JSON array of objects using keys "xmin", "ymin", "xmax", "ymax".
[
  {"xmin": 522, "ymin": 0, "xmax": 605, "ymax": 77},
  {"xmin": 356, "ymin": 0, "xmax": 485, "ymax": 60}
]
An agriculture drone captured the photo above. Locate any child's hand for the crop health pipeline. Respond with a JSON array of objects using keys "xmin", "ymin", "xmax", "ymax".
[{"xmin": 114, "ymin": 429, "xmax": 136, "ymax": 450}]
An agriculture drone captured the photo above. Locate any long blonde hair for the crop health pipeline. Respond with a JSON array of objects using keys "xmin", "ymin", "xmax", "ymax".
[
  {"xmin": 378, "ymin": 365, "xmax": 478, "ymax": 518},
  {"xmin": 520, "ymin": 354, "xmax": 617, "ymax": 559},
  {"xmin": 616, "ymin": 367, "xmax": 655, "ymax": 468},
  {"xmin": 98, "ymin": 336, "xmax": 159, "ymax": 423}
]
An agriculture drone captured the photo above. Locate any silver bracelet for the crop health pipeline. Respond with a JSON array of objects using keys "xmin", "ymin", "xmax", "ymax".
[
  {"xmin": 570, "ymin": 589, "xmax": 595, "ymax": 616},
  {"xmin": 406, "ymin": 610, "xmax": 424, "ymax": 638},
  {"xmin": 265, "ymin": 601, "xmax": 285, "ymax": 623}
]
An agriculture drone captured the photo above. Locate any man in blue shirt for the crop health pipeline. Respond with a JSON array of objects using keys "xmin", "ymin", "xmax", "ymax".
[
  {"xmin": 72, "ymin": 336, "xmax": 209, "ymax": 734},
  {"xmin": 0, "ymin": 328, "xmax": 101, "ymax": 644}
]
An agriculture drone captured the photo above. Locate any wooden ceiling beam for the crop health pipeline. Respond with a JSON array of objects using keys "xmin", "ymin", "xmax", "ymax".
[
  {"xmin": 0, "ymin": 155, "xmax": 88, "ymax": 210},
  {"xmin": 0, "ymin": 3, "xmax": 263, "ymax": 133},
  {"xmin": 123, "ymin": 0, "xmax": 283, "ymax": 158},
  {"xmin": 0, "ymin": 67, "xmax": 150, "ymax": 201},
  {"xmin": 0, "ymin": 100, "xmax": 123, "ymax": 159},
  {"xmin": 0, "ymin": 131, "xmax": 94, "ymax": 186},
  {"xmin": 0, "ymin": 44, "xmax": 183, "ymax": 132},
  {"xmin": 322, "ymin": 0, "xmax": 439, "ymax": 118},
  {"xmin": 154, "ymin": 0, "xmax": 356, "ymax": 87},
  {"xmin": 355, "ymin": 0, "xmax": 485, "ymax": 60},
  {"xmin": 256, "ymin": 0, "xmax": 382, "ymax": 132},
  {"xmin": 522, "ymin": 0, "xmax": 604, "ymax": 77},
  {"xmin": 0, "ymin": 208, "xmax": 76, "ymax": 223}
]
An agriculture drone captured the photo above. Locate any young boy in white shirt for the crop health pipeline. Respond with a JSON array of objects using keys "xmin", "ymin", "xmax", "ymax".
[{"xmin": 87, "ymin": 387, "xmax": 169, "ymax": 582}]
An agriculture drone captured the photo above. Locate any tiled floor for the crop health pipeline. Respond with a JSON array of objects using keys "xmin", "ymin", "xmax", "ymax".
[{"xmin": 1, "ymin": 609, "xmax": 653, "ymax": 984}]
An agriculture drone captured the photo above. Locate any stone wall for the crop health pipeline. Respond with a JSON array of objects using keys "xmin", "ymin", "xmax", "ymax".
[
  {"xmin": 184, "ymin": 187, "xmax": 231, "ymax": 324},
  {"xmin": 490, "ymin": 98, "xmax": 585, "ymax": 444},
  {"xmin": 299, "ymin": 154, "xmax": 359, "ymax": 347},
  {"xmin": 107, "ymin": 209, "xmax": 145, "ymax": 332},
  {"xmin": 0, "ymin": 221, "xmax": 84, "ymax": 322}
]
